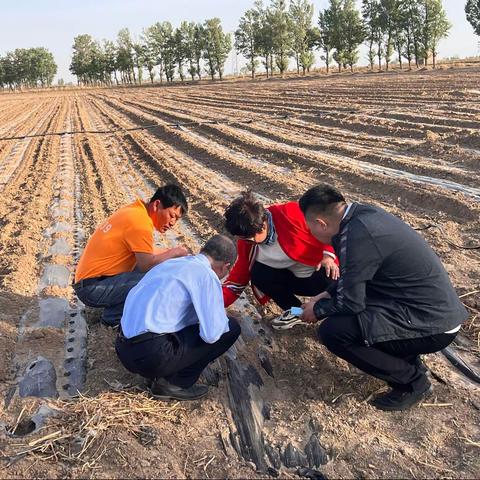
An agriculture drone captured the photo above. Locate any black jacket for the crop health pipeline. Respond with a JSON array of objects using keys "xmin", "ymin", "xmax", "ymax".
[{"xmin": 314, "ymin": 203, "xmax": 468, "ymax": 345}]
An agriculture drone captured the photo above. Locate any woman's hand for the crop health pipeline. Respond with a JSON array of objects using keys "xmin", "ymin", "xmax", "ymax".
[{"xmin": 318, "ymin": 255, "xmax": 340, "ymax": 281}]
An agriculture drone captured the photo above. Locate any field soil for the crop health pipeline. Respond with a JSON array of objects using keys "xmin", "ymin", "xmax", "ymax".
[{"xmin": 0, "ymin": 67, "xmax": 479, "ymax": 478}]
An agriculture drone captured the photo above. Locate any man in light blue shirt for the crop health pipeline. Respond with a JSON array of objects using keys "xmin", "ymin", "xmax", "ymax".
[{"xmin": 116, "ymin": 235, "xmax": 240, "ymax": 401}]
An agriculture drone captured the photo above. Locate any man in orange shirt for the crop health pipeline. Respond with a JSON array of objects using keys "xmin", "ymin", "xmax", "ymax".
[{"xmin": 73, "ymin": 184, "xmax": 189, "ymax": 326}]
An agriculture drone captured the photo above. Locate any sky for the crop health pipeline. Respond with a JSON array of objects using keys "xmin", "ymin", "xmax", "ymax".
[{"xmin": 1, "ymin": 0, "xmax": 479, "ymax": 83}]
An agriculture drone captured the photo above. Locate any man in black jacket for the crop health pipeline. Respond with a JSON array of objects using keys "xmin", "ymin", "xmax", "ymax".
[{"xmin": 299, "ymin": 185, "xmax": 468, "ymax": 411}]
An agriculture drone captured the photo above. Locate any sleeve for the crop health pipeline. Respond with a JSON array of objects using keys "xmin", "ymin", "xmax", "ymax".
[
  {"xmin": 189, "ymin": 273, "xmax": 230, "ymax": 344},
  {"xmin": 314, "ymin": 222, "xmax": 383, "ymax": 320},
  {"xmin": 124, "ymin": 226, "xmax": 154, "ymax": 254},
  {"xmin": 321, "ymin": 243, "xmax": 338, "ymax": 264},
  {"xmin": 222, "ymin": 240, "xmax": 253, "ymax": 307}
]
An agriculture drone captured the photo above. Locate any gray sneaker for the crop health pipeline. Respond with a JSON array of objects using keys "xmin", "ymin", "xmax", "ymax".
[{"xmin": 272, "ymin": 310, "xmax": 305, "ymax": 330}]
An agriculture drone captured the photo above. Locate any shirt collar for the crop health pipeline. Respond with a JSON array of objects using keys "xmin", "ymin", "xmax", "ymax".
[
  {"xmin": 263, "ymin": 210, "xmax": 276, "ymax": 245},
  {"xmin": 333, "ymin": 203, "xmax": 358, "ymax": 245},
  {"xmin": 197, "ymin": 253, "xmax": 211, "ymax": 267},
  {"xmin": 342, "ymin": 203, "xmax": 352, "ymax": 220}
]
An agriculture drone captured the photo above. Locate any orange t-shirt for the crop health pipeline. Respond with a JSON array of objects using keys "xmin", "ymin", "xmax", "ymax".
[{"xmin": 75, "ymin": 200, "xmax": 154, "ymax": 282}]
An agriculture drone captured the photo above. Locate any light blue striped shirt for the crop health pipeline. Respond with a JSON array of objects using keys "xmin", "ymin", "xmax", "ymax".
[{"xmin": 121, "ymin": 254, "xmax": 230, "ymax": 343}]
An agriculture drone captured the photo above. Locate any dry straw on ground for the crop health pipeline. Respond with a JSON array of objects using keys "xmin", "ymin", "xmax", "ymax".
[{"xmin": 5, "ymin": 390, "xmax": 185, "ymax": 470}]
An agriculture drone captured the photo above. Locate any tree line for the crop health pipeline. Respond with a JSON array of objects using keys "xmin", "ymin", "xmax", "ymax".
[
  {"xmin": 3, "ymin": 0, "xmax": 471, "ymax": 89},
  {"xmin": 0, "ymin": 48, "xmax": 57, "ymax": 90},
  {"xmin": 69, "ymin": 0, "xmax": 456, "ymax": 86},
  {"xmin": 237, "ymin": 0, "xmax": 452, "ymax": 78},
  {"xmin": 70, "ymin": 19, "xmax": 231, "ymax": 86}
]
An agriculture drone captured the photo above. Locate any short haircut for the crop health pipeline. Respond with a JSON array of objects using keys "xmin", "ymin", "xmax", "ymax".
[
  {"xmin": 201, "ymin": 235, "xmax": 237, "ymax": 264},
  {"xmin": 150, "ymin": 184, "xmax": 188, "ymax": 215},
  {"xmin": 299, "ymin": 185, "xmax": 346, "ymax": 217},
  {"xmin": 224, "ymin": 191, "xmax": 267, "ymax": 237}
]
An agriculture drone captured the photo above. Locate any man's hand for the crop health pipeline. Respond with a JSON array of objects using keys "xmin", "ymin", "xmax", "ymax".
[
  {"xmin": 169, "ymin": 246, "xmax": 189, "ymax": 258},
  {"xmin": 301, "ymin": 291, "xmax": 332, "ymax": 324},
  {"xmin": 135, "ymin": 245, "xmax": 190, "ymax": 272},
  {"xmin": 318, "ymin": 255, "xmax": 340, "ymax": 280},
  {"xmin": 300, "ymin": 299, "xmax": 318, "ymax": 324}
]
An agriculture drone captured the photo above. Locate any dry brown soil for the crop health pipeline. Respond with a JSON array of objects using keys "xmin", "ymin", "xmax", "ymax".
[{"xmin": 0, "ymin": 67, "xmax": 479, "ymax": 478}]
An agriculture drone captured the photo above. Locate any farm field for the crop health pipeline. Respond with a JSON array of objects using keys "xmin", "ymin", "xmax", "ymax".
[{"xmin": 0, "ymin": 67, "xmax": 479, "ymax": 478}]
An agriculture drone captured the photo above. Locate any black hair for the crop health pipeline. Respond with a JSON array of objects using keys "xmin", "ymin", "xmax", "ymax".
[
  {"xmin": 150, "ymin": 184, "xmax": 188, "ymax": 215},
  {"xmin": 299, "ymin": 185, "xmax": 346, "ymax": 217},
  {"xmin": 224, "ymin": 191, "xmax": 267, "ymax": 237},
  {"xmin": 201, "ymin": 235, "xmax": 237, "ymax": 264}
]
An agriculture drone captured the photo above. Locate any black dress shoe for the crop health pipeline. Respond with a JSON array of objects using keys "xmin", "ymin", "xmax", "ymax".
[
  {"xmin": 371, "ymin": 382, "xmax": 433, "ymax": 411},
  {"xmin": 149, "ymin": 378, "xmax": 209, "ymax": 401}
]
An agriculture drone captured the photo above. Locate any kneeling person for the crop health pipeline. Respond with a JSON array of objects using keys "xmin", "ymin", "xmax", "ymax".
[{"xmin": 116, "ymin": 235, "xmax": 241, "ymax": 401}]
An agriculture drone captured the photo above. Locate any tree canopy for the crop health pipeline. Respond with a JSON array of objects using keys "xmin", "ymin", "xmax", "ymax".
[{"xmin": 0, "ymin": 47, "xmax": 57, "ymax": 90}]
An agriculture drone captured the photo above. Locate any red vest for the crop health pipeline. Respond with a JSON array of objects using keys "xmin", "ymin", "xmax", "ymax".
[{"xmin": 223, "ymin": 202, "xmax": 337, "ymax": 307}]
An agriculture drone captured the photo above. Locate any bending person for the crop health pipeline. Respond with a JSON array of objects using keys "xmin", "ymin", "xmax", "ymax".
[
  {"xmin": 73, "ymin": 184, "xmax": 189, "ymax": 327},
  {"xmin": 116, "ymin": 235, "xmax": 241, "ymax": 401},
  {"xmin": 222, "ymin": 191, "xmax": 338, "ymax": 329},
  {"xmin": 299, "ymin": 185, "xmax": 468, "ymax": 411}
]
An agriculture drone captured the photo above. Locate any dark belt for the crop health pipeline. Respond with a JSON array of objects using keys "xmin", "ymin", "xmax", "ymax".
[
  {"xmin": 73, "ymin": 275, "xmax": 110, "ymax": 289},
  {"xmin": 118, "ymin": 328, "xmax": 167, "ymax": 345}
]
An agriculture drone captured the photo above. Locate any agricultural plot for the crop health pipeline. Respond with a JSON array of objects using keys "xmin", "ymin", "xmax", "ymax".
[{"xmin": 0, "ymin": 67, "xmax": 479, "ymax": 478}]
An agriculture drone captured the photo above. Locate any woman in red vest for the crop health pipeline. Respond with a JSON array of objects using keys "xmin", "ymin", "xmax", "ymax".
[{"xmin": 222, "ymin": 191, "xmax": 339, "ymax": 329}]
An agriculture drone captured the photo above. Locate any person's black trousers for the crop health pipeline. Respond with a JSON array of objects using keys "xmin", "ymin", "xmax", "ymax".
[
  {"xmin": 116, "ymin": 317, "xmax": 241, "ymax": 388},
  {"xmin": 250, "ymin": 261, "xmax": 333, "ymax": 310},
  {"xmin": 74, "ymin": 271, "xmax": 144, "ymax": 326},
  {"xmin": 318, "ymin": 314, "xmax": 458, "ymax": 393}
]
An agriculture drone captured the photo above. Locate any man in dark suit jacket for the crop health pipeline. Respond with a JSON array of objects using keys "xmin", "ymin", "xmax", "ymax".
[{"xmin": 299, "ymin": 185, "xmax": 468, "ymax": 411}]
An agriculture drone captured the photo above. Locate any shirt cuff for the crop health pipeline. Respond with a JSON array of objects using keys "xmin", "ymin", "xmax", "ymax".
[{"xmin": 322, "ymin": 250, "xmax": 336, "ymax": 259}]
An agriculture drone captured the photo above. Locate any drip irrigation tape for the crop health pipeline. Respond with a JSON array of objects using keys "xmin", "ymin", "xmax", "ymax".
[
  {"xmin": 441, "ymin": 346, "xmax": 480, "ymax": 384},
  {"xmin": 0, "ymin": 116, "xmax": 270, "ymax": 142}
]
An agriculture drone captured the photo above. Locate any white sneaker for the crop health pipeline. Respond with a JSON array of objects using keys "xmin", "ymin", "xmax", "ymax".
[{"xmin": 271, "ymin": 310, "xmax": 305, "ymax": 330}]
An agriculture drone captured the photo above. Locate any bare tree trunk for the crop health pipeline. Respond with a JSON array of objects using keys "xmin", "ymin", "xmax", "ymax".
[
  {"xmin": 414, "ymin": 41, "xmax": 420, "ymax": 68},
  {"xmin": 190, "ymin": 62, "xmax": 195, "ymax": 81},
  {"xmin": 159, "ymin": 62, "xmax": 164, "ymax": 83},
  {"xmin": 196, "ymin": 60, "xmax": 202, "ymax": 80}
]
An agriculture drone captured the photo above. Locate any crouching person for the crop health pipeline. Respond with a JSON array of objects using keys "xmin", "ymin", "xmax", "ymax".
[
  {"xmin": 299, "ymin": 185, "xmax": 468, "ymax": 411},
  {"xmin": 73, "ymin": 184, "xmax": 189, "ymax": 327},
  {"xmin": 116, "ymin": 235, "xmax": 241, "ymax": 401},
  {"xmin": 222, "ymin": 191, "xmax": 338, "ymax": 330}
]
